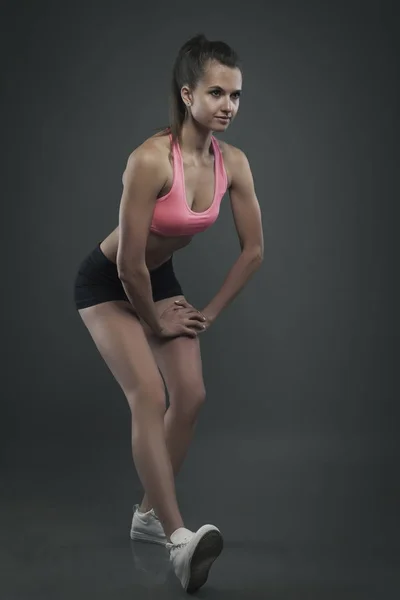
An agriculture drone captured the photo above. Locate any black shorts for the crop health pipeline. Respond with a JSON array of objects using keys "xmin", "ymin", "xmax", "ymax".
[{"xmin": 73, "ymin": 242, "xmax": 184, "ymax": 310}]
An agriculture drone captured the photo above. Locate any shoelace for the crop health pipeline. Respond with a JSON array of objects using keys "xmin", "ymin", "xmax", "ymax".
[
  {"xmin": 149, "ymin": 511, "xmax": 190, "ymax": 549},
  {"xmin": 167, "ymin": 540, "xmax": 189, "ymax": 550},
  {"xmin": 135, "ymin": 505, "xmax": 190, "ymax": 549}
]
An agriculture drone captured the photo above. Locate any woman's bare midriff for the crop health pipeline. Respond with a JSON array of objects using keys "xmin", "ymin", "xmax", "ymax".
[{"xmin": 99, "ymin": 226, "xmax": 193, "ymax": 271}]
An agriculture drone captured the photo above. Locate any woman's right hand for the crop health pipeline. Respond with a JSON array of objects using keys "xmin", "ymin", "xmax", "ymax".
[{"xmin": 157, "ymin": 302, "xmax": 206, "ymax": 339}]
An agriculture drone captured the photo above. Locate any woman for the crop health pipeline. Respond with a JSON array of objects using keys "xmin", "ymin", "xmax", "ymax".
[{"xmin": 73, "ymin": 33, "xmax": 263, "ymax": 592}]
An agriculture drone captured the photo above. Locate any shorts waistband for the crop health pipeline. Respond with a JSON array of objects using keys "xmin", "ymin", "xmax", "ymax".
[{"xmin": 95, "ymin": 242, "xmax": 173, "ymax": 273}]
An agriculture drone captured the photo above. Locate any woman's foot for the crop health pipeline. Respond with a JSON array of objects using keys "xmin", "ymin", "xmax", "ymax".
[
  {"xmin": 130, "ymin": 504, "xmax": 167, "ymax": 546},
  {"xmin": 166, "ymin": 525, "xmax": 224, "ymax": 592}
]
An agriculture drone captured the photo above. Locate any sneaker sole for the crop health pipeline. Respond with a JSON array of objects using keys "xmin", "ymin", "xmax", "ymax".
[{"xmin": 186, "ymin": 528, "xmax": 224, "ymax": 593}]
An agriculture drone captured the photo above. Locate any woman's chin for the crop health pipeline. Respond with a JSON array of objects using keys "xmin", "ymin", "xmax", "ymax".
[{"xmin": 211, "ymin": 120, "xmax": 230, "ymax": 131}]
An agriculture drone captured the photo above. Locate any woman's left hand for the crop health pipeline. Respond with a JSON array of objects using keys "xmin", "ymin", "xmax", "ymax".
[{"xmin": 174, "ymin": 300, "xmax": 213, "ymax": 333}]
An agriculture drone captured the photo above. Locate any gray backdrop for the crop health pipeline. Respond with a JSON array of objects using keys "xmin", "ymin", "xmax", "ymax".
[{"xmin": 2, "ymin": 0, "xmax": 398, "ymax": 597}]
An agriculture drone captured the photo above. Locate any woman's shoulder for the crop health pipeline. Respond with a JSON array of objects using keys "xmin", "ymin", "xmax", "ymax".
[
  {"xmin": 215, "ymin": 138, "xmax": 244, "ymax": 159},
  {"xmin": 125, "ymin": 132, "xmax": 170, "ymax": 165},
  {"xmin": 122, "ymin": 133, "xmax": 171, "ymax": 184},
  {"xmin": 214, "ymin": 138, "xmax": 246, "ymax": 187},
  {"xmin": 214, "ymin": 138, "xmax": 247, "ymax": 170}
]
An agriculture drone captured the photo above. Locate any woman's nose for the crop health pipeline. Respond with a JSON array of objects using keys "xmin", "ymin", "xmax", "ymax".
[{"xmin": 221, "ymin": 98, "xmax": 233, "ymax": 112}]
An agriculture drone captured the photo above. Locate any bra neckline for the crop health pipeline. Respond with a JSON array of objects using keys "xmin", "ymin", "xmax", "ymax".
[{"xmin": 173, "ymin": 134, "xmax": 219, "ymax": 215}]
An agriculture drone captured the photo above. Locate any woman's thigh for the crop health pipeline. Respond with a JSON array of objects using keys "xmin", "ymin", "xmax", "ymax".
[
  {"xmin": 143, "ymin": 295, "xmax": 206, "ymax": 410},
  {"xmin": 78, "ymin": 300, "xmax": 166, "ymax": 412}
]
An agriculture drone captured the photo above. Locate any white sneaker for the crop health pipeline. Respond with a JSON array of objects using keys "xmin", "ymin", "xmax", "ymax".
[
  {"xmin": 166, "ymin": 525, "xmax": 223, "ymax": 593},
  {"xmin": 130, "ymin": 504, "xmax": 167, "ymax": 546}
]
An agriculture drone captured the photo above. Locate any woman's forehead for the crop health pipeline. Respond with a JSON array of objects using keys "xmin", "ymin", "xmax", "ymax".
[{"xmin": 200, "ymin": 62, "xmax": 242, "ymax": 88}]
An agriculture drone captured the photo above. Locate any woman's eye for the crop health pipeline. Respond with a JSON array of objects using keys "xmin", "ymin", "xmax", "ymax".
[{"xmin": 211, "ymin": 90, "xmax": 241, "ymax": 99}]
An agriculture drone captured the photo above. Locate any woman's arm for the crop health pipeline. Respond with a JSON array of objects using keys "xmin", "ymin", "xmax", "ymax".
[
  {"xmin": 202, "ymin": 147, "xmax": 264, "ymax": 323},
  {"xmin": 117, "ymin": 146, "xmax": 167, "ymax": 335}
]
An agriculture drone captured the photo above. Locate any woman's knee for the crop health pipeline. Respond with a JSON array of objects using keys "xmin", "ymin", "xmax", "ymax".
[
  {"xmin": 126, "ymin": 379, "xmax": 166, "ymax": 417},
  {"xmin": 169, "ymin": 381, "xmax": 206, "ymax": 420}
]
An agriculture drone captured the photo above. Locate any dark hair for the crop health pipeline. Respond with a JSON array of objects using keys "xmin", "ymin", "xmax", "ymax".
[{"xmin": 153, "ymin": 33, "xmax": 242, "ymax": 142}]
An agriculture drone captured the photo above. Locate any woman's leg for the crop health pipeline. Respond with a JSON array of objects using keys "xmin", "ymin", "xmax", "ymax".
[
  {"xmin": 138, "ymin": 295, "xmax": 206, "ymax": 513},
  {"xmin": 78, "ymin": 299, "xmax": 184, "ymax": 540}
]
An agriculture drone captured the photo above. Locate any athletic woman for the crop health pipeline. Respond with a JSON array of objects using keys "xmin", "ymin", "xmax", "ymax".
[{"xmin": 73, "ymin": 33, "xmax": 263, "ymax": 592}]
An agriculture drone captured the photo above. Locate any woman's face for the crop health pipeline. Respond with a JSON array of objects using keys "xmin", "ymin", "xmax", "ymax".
[{"xmin": 182, "ymin": 60, "xmax": 242, "ymax": 131}]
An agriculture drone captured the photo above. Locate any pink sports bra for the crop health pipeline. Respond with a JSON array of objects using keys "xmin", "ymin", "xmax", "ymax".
[{"xmin": 149, "ymin": 133, "xmax": 228, "ymax": 237}]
